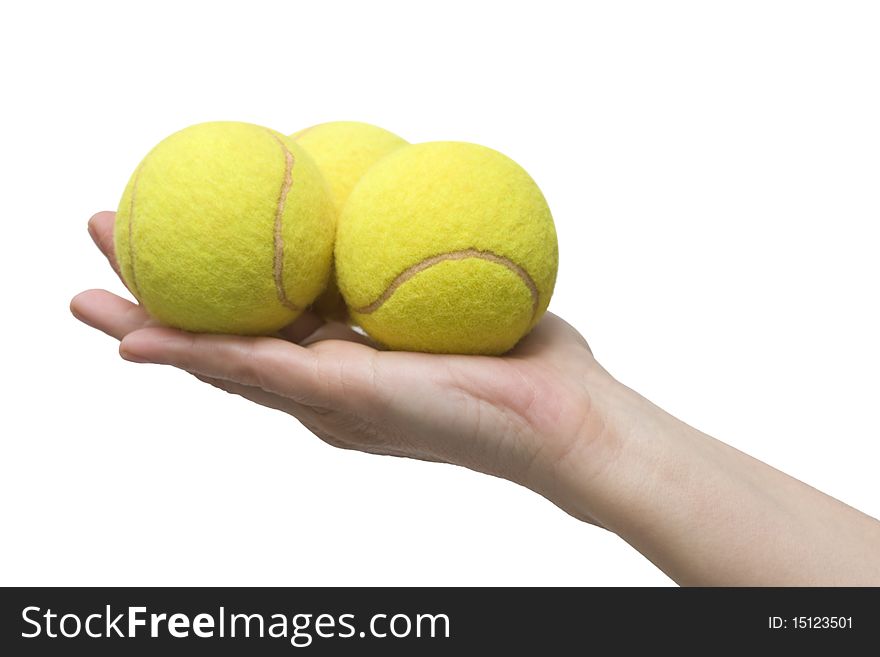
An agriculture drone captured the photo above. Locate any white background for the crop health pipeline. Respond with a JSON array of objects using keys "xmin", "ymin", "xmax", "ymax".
[{"xmin": 1, "ymin": 1, "xmax": 878, "ymax": 586}]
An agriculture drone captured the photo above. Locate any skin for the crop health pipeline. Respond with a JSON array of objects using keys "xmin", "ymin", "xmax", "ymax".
[{"xmin": 72, "ymin": 211, "xmax": 880, "ymax": 586}]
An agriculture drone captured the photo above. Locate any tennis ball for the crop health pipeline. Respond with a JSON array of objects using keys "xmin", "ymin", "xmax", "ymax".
[
  {"xmin": 115, "ymin": 121, "xmax": 335, "ymax": 334},
  {"xmin": 291, "ymin": 121, "xmax": 408, "ymax": 212},
  {"xmin": 291, "ymin": 121, "xmax": 408, "ymax": 321},
  {"xmin": 336, "ymin": 142, "xmax": 558, "ymax": 355}
]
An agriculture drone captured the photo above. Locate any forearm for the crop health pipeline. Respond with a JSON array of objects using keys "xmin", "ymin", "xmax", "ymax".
[{"xmin": 554, "ymin": 373, "xmax": 880, "ymax": 586}]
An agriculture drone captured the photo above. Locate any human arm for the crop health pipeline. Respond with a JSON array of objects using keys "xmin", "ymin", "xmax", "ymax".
[{"xmin": 72, "ymin": 211, "xmax": 880, "ymax": 585}]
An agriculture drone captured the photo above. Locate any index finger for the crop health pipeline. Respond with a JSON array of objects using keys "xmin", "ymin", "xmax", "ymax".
[{"xmin": 88, "ymin": 211, "xmax": 124, "ymax": 283}]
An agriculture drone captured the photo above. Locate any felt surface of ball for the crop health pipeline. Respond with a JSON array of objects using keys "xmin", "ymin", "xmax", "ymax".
[
  {"xmin": 291, "ymin": 121, "xmax": 408, "ymax": 322},
  {"xmin": 115, "ymin": 121, "xmax": 335, "ymax": 334},
  {"xmin": 291, "ymin": 121, "xmax": 408, "ymax": 212},
  {"xmin": 336, "ymin": 141, "xmax": 558, "ymax": 355}
]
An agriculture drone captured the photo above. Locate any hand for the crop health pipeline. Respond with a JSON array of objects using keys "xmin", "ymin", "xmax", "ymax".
[
  {"xmin": 72, "ymin": 212, "xmax": 611, "ymax": 522},
  {"xmin": 73, "ymin": 211, "xmax": 880, "ymax": 585}
]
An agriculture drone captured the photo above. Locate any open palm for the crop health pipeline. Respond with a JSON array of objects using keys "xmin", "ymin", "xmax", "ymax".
[{"xmin": 72, "ymin": 212, "xmax": 601, "ymax": 503}]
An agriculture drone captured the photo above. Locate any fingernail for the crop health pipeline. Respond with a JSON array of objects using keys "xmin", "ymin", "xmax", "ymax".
[{"xmin": 119, "ymin": 346, "xmax": 151, "ymax": 364}]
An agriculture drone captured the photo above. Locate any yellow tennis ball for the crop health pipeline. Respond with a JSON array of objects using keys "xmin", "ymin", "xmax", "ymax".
[
  {"xmin": 336, "ymin": 142, "xmax": 558, "ymax": 355},
  {"xmin": 115, "ymin": 121, "xmax": 335, "ymax": 334},
  {"xmin": 291, "ymin": 121, "xmax": 408, "ymax": 322},
  {"xmin": 291, "ymin": 121, "xmax": 408, "ymax": 212}
]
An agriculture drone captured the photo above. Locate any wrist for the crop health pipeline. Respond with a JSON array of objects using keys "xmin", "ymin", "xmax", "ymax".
[{"xmin": 530, "ymin": 366, "xmax": 692, "ymax": 528}]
